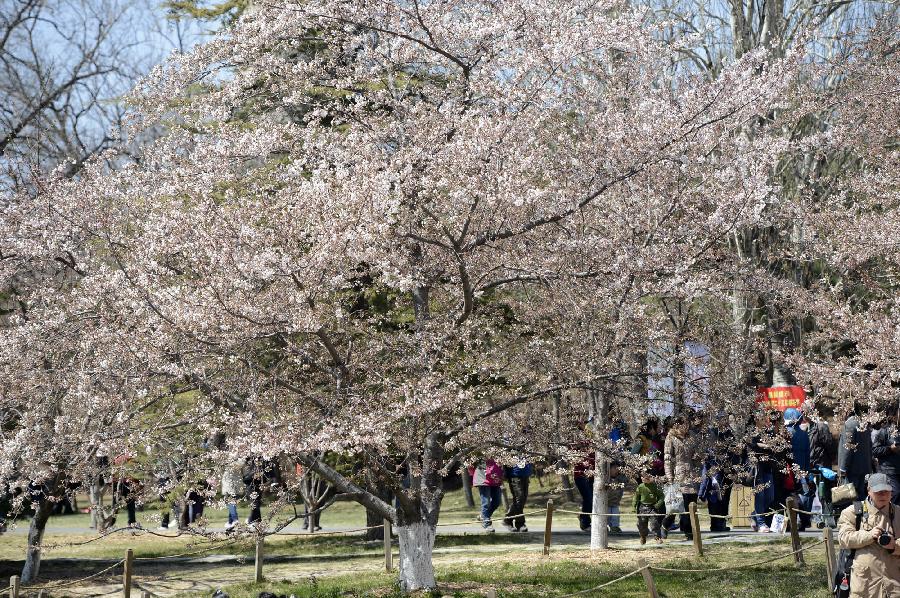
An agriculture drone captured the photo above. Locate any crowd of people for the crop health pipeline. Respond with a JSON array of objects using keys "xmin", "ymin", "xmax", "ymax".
[{"xmin": 469, "ymin": 401, "xmax": 900, "ymax": 555}]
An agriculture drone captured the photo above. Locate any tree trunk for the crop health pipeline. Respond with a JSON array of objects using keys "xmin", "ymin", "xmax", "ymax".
[
  {"xmin": 560, "ymin": 475, "xmax": 576, "ymax": 504},
  {"xmin": 365, "ymin": 507, "xmax": 385, "ymax": 541},
  {"xmin": 21, "ymin": 496, "xmax": 54, "ymax": 583},
  {"xmin": 89, "ymin": 482, "xmax": 101, "ymax": 529},
  {"xmin": 590, "ymin": 452, "xmax": 610, "ymax": 550},
  {"xmin": 397, "ymin": 519, "xmax": 437, "ymax": 591},
  {"xmin": 460, "ymin": 466, "xmax": 475, "ymax": 508},
  {"xmin": 553, "ymin": 393, "xmax": 576, "ymax": 502},
  {"xmin": 589, "ymin": 387, "xmax": 610, "ymax": 550}
]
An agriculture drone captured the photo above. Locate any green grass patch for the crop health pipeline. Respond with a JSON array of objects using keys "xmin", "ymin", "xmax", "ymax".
[{"xmin": 171, "ymin": 539, "xmax": 832, "ymax": 598}]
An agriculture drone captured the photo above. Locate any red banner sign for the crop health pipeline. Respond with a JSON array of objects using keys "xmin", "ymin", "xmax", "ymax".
[{"xmin": 756, "ymin": 386, "xmax": 805, "ymax": 411}]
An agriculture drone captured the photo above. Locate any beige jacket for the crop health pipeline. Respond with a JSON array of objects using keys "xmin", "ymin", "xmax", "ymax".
[
  {"xmin": 837, "ymin": 500, "xmax": 900, "ymax": 597},
  {"xmin": 664, "ymin": 432, "xmax": 701, "ymax": 495}
]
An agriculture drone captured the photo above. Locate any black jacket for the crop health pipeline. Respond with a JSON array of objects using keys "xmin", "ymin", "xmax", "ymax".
[
  {"xmin": 838, "ymin": 416, "xmax": 873, "ymax": 476},
  {"xmin": 808, "ymin": 420, "xmax": 836, "ymax": 470},
  {"xmin": 873, "ymin": 426, "xmax": 900, "ymax": 477}
]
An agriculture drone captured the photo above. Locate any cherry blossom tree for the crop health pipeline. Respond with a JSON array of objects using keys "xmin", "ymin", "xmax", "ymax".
[{"xmin": 1, "ymin": 0, "xmax": 895, "ymax": 590}]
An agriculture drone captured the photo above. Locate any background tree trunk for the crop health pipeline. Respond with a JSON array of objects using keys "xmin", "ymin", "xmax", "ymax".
[{"xmin": 21, "ymin": 493, "xmax": 54, "ymax": 583}]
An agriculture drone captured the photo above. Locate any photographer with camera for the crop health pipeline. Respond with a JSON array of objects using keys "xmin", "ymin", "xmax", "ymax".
[{"xmin": 836, "ymin": 473, "xmax": 900, "ymax": 597}]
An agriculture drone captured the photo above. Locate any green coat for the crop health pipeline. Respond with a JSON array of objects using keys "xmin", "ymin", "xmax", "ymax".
[{"xmin": 634, "ymin": 483, "xmax": 665, "ymax": 512}]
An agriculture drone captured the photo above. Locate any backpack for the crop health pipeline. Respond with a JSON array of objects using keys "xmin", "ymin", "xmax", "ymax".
[{"xmin": 833, "ymin": 501, "xmax": 864, "ymax": 598}]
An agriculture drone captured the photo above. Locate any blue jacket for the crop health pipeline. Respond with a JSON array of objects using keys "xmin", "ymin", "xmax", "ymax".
[
  {"xmin": 505, "ymin": 464, "xmax": 533, "ymax": 478},
  {"xmin": 787, "ymin": 423, "xmax": 810, "ymax": 472}
]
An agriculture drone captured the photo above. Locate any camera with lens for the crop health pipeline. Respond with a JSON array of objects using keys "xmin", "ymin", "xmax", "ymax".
[{"xmin": 878, "ymin": 533, "xmax": 893, "ymax": 547}]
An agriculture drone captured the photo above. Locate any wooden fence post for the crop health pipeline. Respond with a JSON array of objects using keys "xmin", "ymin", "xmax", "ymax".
[
  {"xmin": 9, "ymin": 576, "xmax": 19, "ymax": 598},
  {"xmin": 254, "ymin": 535, "xmax": 264, "ymax": 583},
  {"xmin": 637, "ymin": 559, "xmax": 659, "ymax": 598},
  {"xmin": 383, "ymin": 518, "xmax": 393, "ymax": 572},
  {"xmin": 824, "ymin": 526, "xmax": 836, "ymax": 589},
  {"xmin": 543, "ymin": 499, "xmax": 554, "ymax": 556},
  {"xmin": 786, "ymin": 497, "xmax": 804, "ymax": 566},
  {"xmin": 141, "ymin": 591, "xmax": 151, "ymax": 598},
  {"xmin": 123, "ymin": 548, "xmax": 134, "ymax": 598},
  {"xmin": 688, "ymin": 502, "xmax": 703, "ymax": 557}
]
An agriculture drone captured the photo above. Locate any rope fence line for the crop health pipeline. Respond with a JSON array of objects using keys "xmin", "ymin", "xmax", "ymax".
[
  {"xmin": 650, "ymin": 538, "xmax": 827, "ymax": 573},
  {"xmin": 21, "ymin": 558, "xmax": 125, "ymax": 591},
  {"xmin": 549, "ymin": 538, "xmax": 828, "ymax": 596},
  {"xmin": 552, "ymin": 507, "xmax": 786, "ymax": 519},
  {"xmin": 555, "ymin": 566, "xmax": 647, "ymax": 597},
  {"xmin": 7, "ymin": 499, "xmax": 832, "ymax": 596},
  {"xmin": 31, "ymin": 504, "xmax": 801, "ymax": 550},
  {"xmin": 34, "ymin": 525, "xmax": 224, "ymax": 551},
  {"xmin": 268, "ymin": 523, "xmax": 385, "ymax": 537},
  {"xmin": 6, "ymin": 523, "xmax": 837, "ymax": 596},
  {"xmin": 133, "ymin": 538, "xmax": 241, "ymax": 560}
]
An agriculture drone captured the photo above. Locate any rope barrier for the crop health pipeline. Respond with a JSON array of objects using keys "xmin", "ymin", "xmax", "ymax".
[
  {"xmin": 555, "ymin": 565, "xmax": 646, "ymax": 596},
  {"xmin": 36, "ymin": 526, "xmax": 217, "ymax": 551},
  {"xmin": 38, "ymin": 526, "xmax": 138, "ymax": 548},
  {"xmin": 268, "ymin": 523, "xmax": 386, "ymax": 537},
  {"xmin": 650, "ymin": 539, "xmax": 827, "ymax": 573},
  {"xmin": 553, "ymin": 508, "xmax": 733, "ymax": 519},
  {"xmin": 21, "ymin": 558, "xmax": 125, "ymax": 590},
  {"xmin": 134, "ymin": 538, "xmax": 241, "ymax": 560}
]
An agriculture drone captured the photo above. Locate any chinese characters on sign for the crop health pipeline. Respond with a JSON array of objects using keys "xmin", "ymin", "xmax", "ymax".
[{"xmin": 756, "ymin": 386, "xmax": 806, "ymax": 411}]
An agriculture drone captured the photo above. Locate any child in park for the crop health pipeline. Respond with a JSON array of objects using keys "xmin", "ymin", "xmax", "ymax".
[{"xmin": 634, "ymin": 471, "xmax": 665, "ymax": 544}]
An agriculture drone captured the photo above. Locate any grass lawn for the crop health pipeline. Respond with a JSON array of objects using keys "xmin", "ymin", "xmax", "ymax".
[{"xmin": 170, "ymin": 538, "xmax": 832, "ymax": 598}]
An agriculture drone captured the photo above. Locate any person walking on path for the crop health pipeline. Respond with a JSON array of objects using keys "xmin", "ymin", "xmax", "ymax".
[
  {"xmin": 784, "ymin": 407, "xmax": 815, "ymax": 531},
  {"xmin": 471, "ymin": 459, "xmax": 504, "ymax": 532},
  {"xmin": 747, "ymin": 411, "xmax": 789, "ymax": 533},
  {"xmin": 631, "ymin": 418, "xmax": 664, "ymax": 477},
  {"xmin": 574, "ymin": 447, "xmax": 596, "ymax": 532},
  {"xmin": 837, "ymin": 473, "xmax": 900, "ymax": 596},
  {"xmin": 664, "ymin": 415, "xmax": 701, "ymax": 540},
  {"xmin": 635, "ymin": 471, "xmax": 665, "ymax": 544},
  {"xmin": 839, "ymin": 404, "xmax": 874, "ymax": 500},
  {"xmin": 503, "ymin": 462, "xmax": 532, "ymax": 532},
  {"xmin": 806, "ymin": 404, "xmax": 837, "ymax": 523}
]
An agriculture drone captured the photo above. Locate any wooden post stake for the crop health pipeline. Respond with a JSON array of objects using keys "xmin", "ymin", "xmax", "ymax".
[
  {"xmin": 486, "ymin": 590, "xmax": 497, "ymax": 598},
  {"xmin": 824, "ymin": 526, "xmax": 837, "ymax": 588},
  {"xmin": 786, "ymin": 497, "xmax": 804, "ymax": 566},
  {"xmin": 254, "ymin": 535, "xmax": 264, "ymax": 583},
  {"xmin": 123, "ymin": 548, "xmax": 134, "ymax": 598},
  {"xmin": 543, "ymin": 499, "xmax": 554, "ymax": 556},
  {"xmin": 383, "ymin": 518, "xmax": 393, "ymax": 572},
  {"xmin": 689, "ymin": 502, "xmax": 703, "ymax": 557},
  {"xmin": 9, "ymin": 576, "xmax": 19, "ymax": 598},
  {"xmin": 141, "ymin": 591, "xmax": 151, "ymax": 598},
  {"xmin": 637, "ymin": 559, "xmax": 659, "ymax": 598}
]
